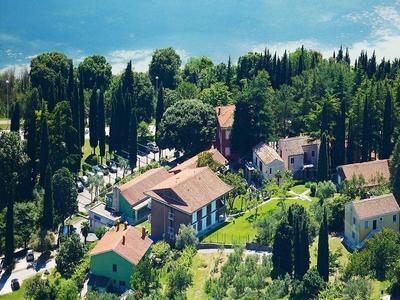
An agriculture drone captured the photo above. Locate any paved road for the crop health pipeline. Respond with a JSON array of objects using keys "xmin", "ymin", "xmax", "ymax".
[{"xmin": 0, "ymin": 252, "xmax": 56, "ymax": 295}]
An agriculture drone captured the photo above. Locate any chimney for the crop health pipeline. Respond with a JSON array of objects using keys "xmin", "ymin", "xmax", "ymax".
[
  {"xmin": 141, "ymin": 227, "xmax": 146, "ymax": 239},
  {"xmin": 122, "ymin": 235, "xmax": 125, "ymax": 245},
  {"xmin": 124, "ymin": 221, "xmax": 128, "ymax": 230},
  {"xmin": 115, "ymin": 223, "xmax": 119, "ymax": 231},
  {"xmin": 218, "ymin": 107, "xmax": 221, "ymax": 115}
]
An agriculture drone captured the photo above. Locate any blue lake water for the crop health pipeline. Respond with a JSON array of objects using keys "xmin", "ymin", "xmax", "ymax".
[{"xmin": 0, "ymin": 0, "xmax": 397, "ymax": 73}]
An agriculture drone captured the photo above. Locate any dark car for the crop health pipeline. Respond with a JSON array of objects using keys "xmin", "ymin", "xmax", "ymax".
[
  {"xmin": 11, "ymin": 279, "xmax": 20, "ymax": 291},
  {"xmin": 147, "ymin": 142, "xmax": 159, "ymax": 153},
  {"xmin": 76, "ymin": 181, "xmax": 84, "ymax": 193},
  {"xmin": 100, "ymin": 165, "xmax": 109, "ymax": 176},
  {"xmin": 106, "ymin": 160, "xmax": 118, "ymax": 173},
  {"xmin": 78, "ymin": 175, "xmax": 89, "ymax": 187},
  {"xmin": 26, "ymin": 249, "xmax": 34, "ymax": 262},
  {"xmin": 92, "ymin": 165, "xmax": 104, "ymax": 176}
]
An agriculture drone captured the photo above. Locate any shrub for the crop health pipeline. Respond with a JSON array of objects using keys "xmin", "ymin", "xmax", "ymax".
[
  {"xmin": 30, "ymin": 230, "xmax": 55, "ymax": 253},
  {"xmin": 95, "ymin": 226, "xmax": 107, "ymax": 239},
  {"xmin": 105, "ymin": 183, "xmax": 112, "ymax": 189},
  {"xmin": 310, "ymin": 183, "xmax": 317, "ymax": 197},
  {"xmin": 316, "ymin": 181, "xmax": 336, "ymax": 200},
  {"xmin": 151, "ymin": 241, "xmax": 171, "ymax": 267}
]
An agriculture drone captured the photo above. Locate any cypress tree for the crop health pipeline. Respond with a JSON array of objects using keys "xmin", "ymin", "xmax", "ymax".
[
  {"xmin": 297, "ymin": 45, "xmax": 305, "ymax": 75},
  {"xmin": 79, "ymin": 75, "xmax": 85, "ymax": 147},
  {"xmin": 41, "ymin": 164, "xmax": 54, "ymax": 230},
  {"xmin": 25, "ymin": 91, "xmax": 38, "ymax": 185},
  {"xmin": 155, "ymin": 84, "xmax": 165, "ymax": 144},
  {"xmin": 344, "ymin": 48, "xmax": 351, "ymax": 65},
  {"xmin": 67, "ymin": 60, "xmax": 74, "ymax": 102},
  {"xmin": 317, "ymin": 133, "xmax": 329, "ymax": 181},
  {"xmin": 5, "ymin": 195, "xmax": 14, "ymax": 266},
  {"xmin": 317, "ymin": 210, "xmax": 329, "ymax": 282},
  {"xmin": 346, "ymin": 118, "xmax": 355, "ymax": 164},
  {"xmin": 390, "ymin": 139, "xmax": 400, "ymax": 200},
  {"xmin": 98, "ymin": 88, "xmax": 106, "ymax": 160},
  {"xmin": 10, "ymin": 102, "xmax": 20, "ymax": 132},
  {"xmin": 301, "ymin": 219, "xmax": 310, "ymax": 277},
  {"xmin": 109, "ymin": 92, "xmax": 117, "ymax": 154},
  {"xmin": 293, "ymin": 217, "xmax": 302, "ymax": 278},
  {"xmin": 48, "ymin": 81, "xmax": 56, "ymax": 112},
  {"xmin": 71, "ymin": 80, "xmax": 80, "ymax": 144},
  {"xmin": 128, "ymin": 108, "xmax": 138, "ymax": 171},
  {"xmin": 332, "ymin": 73, "xmax": 346, "ymax": 167},
  {"xmin": 272, "ymin": 221, "xmax": 293, "ymax": 279},
  {"xmin": 381, "ymin": 89, "xmax": 393, "ymax": 159},
  {"xmin": 39, "ymin": 110, "xmax": 49, "ymax": 187},
  {"xmin": 89, "ymin": 87, "xmax": 98, "ymax": 153},
  {"xmin": 361, "ymin": 95, "xmax": 370, "ymax": 162},
  {"xmin": 226, "ymin": 56, "xmax": 232, "ymax": 90}
]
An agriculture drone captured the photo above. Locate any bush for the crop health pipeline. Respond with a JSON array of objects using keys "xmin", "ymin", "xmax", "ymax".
[
  {"xmin": 25, "ymin": 274, "xmax": 55, "ymax": 300},
  {"xmin": 115, "ymin": 176, "xmax": 121, "ymax": 183},
  {"xmin": 310, "ymin": 183, "xmax": 317, "ymax": 197},
  {"xmin": 316, "ymin": 181, "xmax": 336, "ymax": 200},
  {"xmin": 151, "ymin": 241, "xmax": 171, "ymax": 267},
  {"xmin": 105, "ymin": 183, "xmax": 112, "ymax": 189},
  {"xmin": 95, "ymin": 227, "xmax": 107, "ymax": 239},
  {"xmin": 30, "ymin": 230, "xmax": 55, "ymax": 253},
  {"xmin": 56, "ymin": 234, "xmax": 85, "ymax": 278}
]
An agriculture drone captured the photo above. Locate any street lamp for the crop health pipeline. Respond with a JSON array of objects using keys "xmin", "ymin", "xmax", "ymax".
[{"xmin": 5, "ymin": 79, "xmax": 9, "ymax": 119}]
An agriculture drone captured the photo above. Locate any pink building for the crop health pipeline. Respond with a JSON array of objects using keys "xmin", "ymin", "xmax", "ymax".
[{"xmin": 215, "ymin": 105, "xmax": 235, "ymax": 161}]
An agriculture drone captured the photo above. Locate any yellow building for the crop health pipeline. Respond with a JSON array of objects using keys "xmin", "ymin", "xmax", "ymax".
[{"xmin": 344, "ymin": 193, "xmax": 400, "ymax": 249}]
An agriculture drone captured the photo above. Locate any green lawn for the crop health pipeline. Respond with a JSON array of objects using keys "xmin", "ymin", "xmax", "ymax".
[
  {"xmin": 371, "ymin": 279, "xmax": 390, "ymax": 299},
  {"xmin": 310, "ymin": 235, "xmax": 350, "ymax": 270},
  {"xmin": 202, "ymin": 198, "xmax": 311, "ymax": 244},
  {"xmin": 82, "ymin": 139, "xmax": 110, "ymax": 166},
  {"xmin": 0, "ymin": 281, "xmax": 26, "ymax": 300},
  {"xmin": 290, "ymin": 184, "xmax": 308, "ymax": 194}
]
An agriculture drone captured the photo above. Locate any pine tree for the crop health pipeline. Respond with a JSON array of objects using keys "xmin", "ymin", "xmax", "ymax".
[
  {"xmin": 317, "ymin": 210, "xmax": 329, "ymax": 281},
  {"xmin": 344, "ymin": 48, "xmax": 351, "ymax": 65},
  {"xmin": 41, "ymin": 164, "xmax": 54, "ymax": 230},
  {"xmin": 226, "ymin": 56, "xmax": 232, "ymax": 90},
  {"xmin": 128, "ymin": 108, "xmax": 138, "ymax": 171},
  {"xmin": 272, "ymin": 221, "xmax": 293, "ymax": 279},
  {"xmin": 361, "ymin": 95, "xmax": 370, "ymax": 162},
  {"xmin": 297, "ymin": 45, "xmax": 305, "ymax": 75},
  {"xmin": 98, "ymin": 88, "xmax": 106, "ymax": 160},
  {"xmin": 317, "ymin": 133, "xmax": 329, "ymax": 181},
  {"xmin": 39, "ymin": 109, "xmax": 49, "ymax": 187},
  {"xmin": 79, "ymin": 74, "xmax": 85, "ymax": 147},
  {"xmin": 390, "ymin": 139, "xmax": 400, "ymax": 200},
  {"xmin": 89, "ymin": 87, "xmax": 98, "ymax": 153},
  {"xmin": 10, "ymin": 102, "xmax": 20, "ymax": 132},
  {"xmin": 381, "ymin": 89, "xmax": 393, "ymax": 159},
  {"xmin": 155, "ymin": 84, "xmax": 165, "ymax": 144}
]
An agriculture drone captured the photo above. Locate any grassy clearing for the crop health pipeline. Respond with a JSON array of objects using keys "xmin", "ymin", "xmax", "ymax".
[
  {"xmin": 0, "ymin": 281, "xmax": 26, "ymax": 300},
  {"xmin": 371, "ymin": 279, "xmax": 390, "ymax": 299},
  {"xmin": 187, "ymin": 251, "xmax": 228, "ymax": 300},
  {"xmin": 202, "ymin": 198, "xmax": 311, "ymax": 244},
  {"xmin": 82, "ymin": 139, "xmax": 110, "ymax": 166}
]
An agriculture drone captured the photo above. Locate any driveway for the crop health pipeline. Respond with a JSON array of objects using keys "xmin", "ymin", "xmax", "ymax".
[{"xmin": 0, "ymin": 252, "xmax": 56, "ymax": 295}]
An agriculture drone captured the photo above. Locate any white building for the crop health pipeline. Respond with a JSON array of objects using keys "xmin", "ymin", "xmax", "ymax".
[
  {"xmin": 253, "ymin": 142, "xmax": 285, "ymax": 181},
  {"xmin": 88, "ymin": 202, "xmax": 122, "ymax": 231}
]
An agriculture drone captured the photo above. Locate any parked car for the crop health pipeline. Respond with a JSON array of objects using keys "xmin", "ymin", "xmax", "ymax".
[
  {"xmin": 100, "ymin": 165, "xmax": 109, "ymax": 176},
  {"xmin": 26, "ymin": 249, "xmax": 34, "ymax": 262},
  {"xmin": 11, "ymin": 279, "xmax": 20, "ymax": 291},
  {"xmin": 106, "ymin": 160, "xmax": 118, "ymax": 173},
  {"xmin": 78, "ymin": 175, "xmax": 89, "ymax": 187},
  {"xmin": 93, "ymin": 165, "xmax": 104, "ymax": 176},
  {"xmin": 147, "ymin": 142, "xmax": 159, "ymax": 153},
  {"xmin": 76, "ymin": 181, "xmax": 84, "ymax": 193}
]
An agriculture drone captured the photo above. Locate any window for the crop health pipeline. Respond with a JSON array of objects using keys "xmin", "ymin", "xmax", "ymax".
[
  {"xmin": 364, "ymin": 221, "xmax": 368, "ymax": 229},
  {"xmin": 290, "ymin": 157, "xmax": 294, "ymax": 164},
  {"xmin": 225, "ymin": 130, "xmax": 230, "ymax": 139},
  {"xmin": 112, "ymin": 264, "xmax": 117, "ymax": 272},
  {"xmin": 119, "ymin": 281, "xmax": 125, "ymax": 286},
  {"xmin": 269, "ymin": 168, "xmax": 272, "ymax": 174},
  {"xmin": 373, "ymin": 220, "xmax": 377, "ymax": 230},
  {"xmin": 225, "ymin": 147, "xmax": 230, "ymax": 156},
  {"xmin": 94, "ymin": 215, "xmax": 101, "ymax": 221},
  {"xmin": 312, "ymin": 150, "xmax": 315, "ymax": 157},
  {"xmin": 259, "ymin": 162, "xmax": 263, "ymax": 172},
  {"xmin": 352, "ymin": 231, "xmax": 355, "ymax": 239},
  {"xmin": 394, "ymin": 215, "xmax": 397, "ymax": 222},
  {"xmin": 352, "ymin": 217, "xmax": 355, "ymax": 225}
]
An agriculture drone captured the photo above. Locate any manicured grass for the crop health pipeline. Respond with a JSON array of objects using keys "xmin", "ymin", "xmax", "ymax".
[
  {"xmin": 187, "ymin": 251, "xmax": 228, "ymax": 300},
  {"xmin": 290, "ymin": 184, "xmax": 308, "ymax": 194},
  {"xmin": 82, "ymin": 139, "xmax": 110, "ymax": 165},
  {"xmin": 310, "ymin": 235, "xmax": 350, "ymax": 277},
  {"xmin": 202, "ymin": 198, "xmax": 311, "ymax": 244},
  {"xmin": 0, "ymin": 281, "xmax": 26, "ymax": 300}
]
